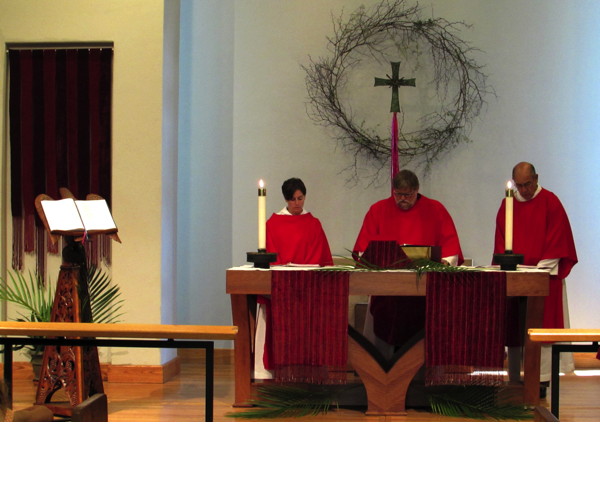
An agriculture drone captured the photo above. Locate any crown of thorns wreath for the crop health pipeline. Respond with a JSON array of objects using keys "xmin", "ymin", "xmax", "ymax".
[{"xmin": 303, "ymin": 0, "xmax": 493, "ymax": 184}]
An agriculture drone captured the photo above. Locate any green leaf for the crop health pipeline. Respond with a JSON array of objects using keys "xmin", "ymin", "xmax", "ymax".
[
  {"xmin": 427, "ymin": 385, "xmax": 533, "ymax": 421},
  {"xmin": 0, "ymin": 266, "xmax": 124, "ymax": 354},
  {"xmin": 226, "ymin": 384, "xmax": 352, "ymax": 420}
]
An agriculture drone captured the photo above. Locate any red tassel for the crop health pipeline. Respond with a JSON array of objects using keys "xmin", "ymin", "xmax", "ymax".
[
  {"xmin": 35, "ymin": 226, "xmax": 47, "ymax": 286},
  {"xmin": 12, "ymin": 216, "xmax": 23, "ymax": 271}
]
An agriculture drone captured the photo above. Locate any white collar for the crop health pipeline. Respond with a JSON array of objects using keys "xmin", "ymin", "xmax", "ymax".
[
  {"xmin": 514, "ymin": 185, "xmax": 542, "ymax": 202},
  {"xmin": 277, "ymin": 207, "xmax": 308, "ymax": 215}
]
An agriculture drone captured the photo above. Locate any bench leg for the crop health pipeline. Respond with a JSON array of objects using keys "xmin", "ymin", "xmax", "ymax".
[
  {"xmin": 550, "ymin": 346, "xmax": 561, "ymax": 419},
  {"xmin": 205, "ymin": 344, "xmax": 214, "ymax": 422}
]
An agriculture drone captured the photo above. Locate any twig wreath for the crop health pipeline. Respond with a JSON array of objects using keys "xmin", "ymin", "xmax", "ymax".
[{"xmin": 303, "ymin": 0, "xmax": 493, "ymax": 184}]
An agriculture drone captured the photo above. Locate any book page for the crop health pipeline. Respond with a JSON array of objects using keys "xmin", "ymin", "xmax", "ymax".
[
  {"xmin": 40, "ymin": 199, "xmax": 84, "ymax": 232},
  {"xmin": 75, "ymin": 199, "xmax": 117, "ymax": 231}
]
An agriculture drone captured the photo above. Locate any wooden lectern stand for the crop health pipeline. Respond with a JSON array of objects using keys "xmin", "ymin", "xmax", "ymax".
[{"xmin": 33, "ymin": 189, "xmax": 120, "ymax": 420}]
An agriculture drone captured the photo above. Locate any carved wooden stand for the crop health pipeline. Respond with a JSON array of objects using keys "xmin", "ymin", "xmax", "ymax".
[{"xmin": 35, "ymin": 238, "xmax": 106, "ymax": 419}]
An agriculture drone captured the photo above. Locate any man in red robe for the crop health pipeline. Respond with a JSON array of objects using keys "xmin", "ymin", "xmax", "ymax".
[
  {"xmin": 494, "ymin": 162, "xmax": 579, "ymax": 385},
  {"xmin": 266, "ymin": 177, "xmax": 333, "ymax": 266},
  {"xmin": 256, "ymin": 178, "xmax": 333, "ymax": 378},
  {"xmin": 353, "ymin": 170, "xmax": 464, "ymax": 349},
  {"xmin": 354, "ymin": 173, "xmax": 463, "ymax": 264}
]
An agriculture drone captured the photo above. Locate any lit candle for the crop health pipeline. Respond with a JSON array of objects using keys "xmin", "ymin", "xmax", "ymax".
[
  {"xmin": 258, "ymin": 179, "xmax": 266, "ymax": 250},
  {"xmin": 505, "ymin": 180, "xmax": 514, "ymax": 252}
]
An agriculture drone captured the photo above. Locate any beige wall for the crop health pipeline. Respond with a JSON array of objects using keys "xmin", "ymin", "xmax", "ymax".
[{"xmin": 0, "ymin": 0, "xmax": 166, "ymax": 364}]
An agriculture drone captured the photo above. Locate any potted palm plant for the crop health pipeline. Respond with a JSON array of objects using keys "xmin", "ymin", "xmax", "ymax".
[{"xmin": 0, "ymin": 266, "xmax": 123, "ymax": 378}]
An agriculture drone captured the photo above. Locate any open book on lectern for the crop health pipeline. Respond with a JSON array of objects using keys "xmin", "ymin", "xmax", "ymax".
[
  {"xmin": 41, "ymin": 198, "xmax": 116, "ymax": 233},
  {"xmin": 35, "ymin": 192, "xmax": 120, "ymax": 243}
]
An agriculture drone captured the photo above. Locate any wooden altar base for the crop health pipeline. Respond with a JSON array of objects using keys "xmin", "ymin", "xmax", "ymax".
[{"xmin": 348, "ymin": 328, "xmax": 425, "ymax": 416}]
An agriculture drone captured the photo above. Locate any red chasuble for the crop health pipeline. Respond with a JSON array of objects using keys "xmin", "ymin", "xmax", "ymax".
[
  {"xmin": 353, "ymin": 195, "xmax": 464, "ymax": 346},
  {"xmin": 354, "ymin": 195, "xmax": 463, "ymax": 262},
  {"xmin": 494, "ymin": 188, "xmax": 578, "ymax": 328},
  {"xmin": 266, "ymin": 213, "xmax": 333, "ymax": 266},
  {"xmin": 262, "ymin": 213, "xmax": 334, "ymax": 373}
]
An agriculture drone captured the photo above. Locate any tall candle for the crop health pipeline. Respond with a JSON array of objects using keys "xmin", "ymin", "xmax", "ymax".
[
  {"xmin": 505, "ymin": 180, "xmax": 514, "ymax": 252},
  {"xmin": 258, "ymin": 179, "xmax": 266, "ymax": 250}
]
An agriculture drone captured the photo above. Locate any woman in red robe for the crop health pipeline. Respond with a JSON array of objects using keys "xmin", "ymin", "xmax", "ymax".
[
  {"xmin": 256, "ymin": 178, "xmax": 333, "ymax": 377},
  {"xmin": 266, "ymin": 178, "xmax": 333, "ymax": 266}
]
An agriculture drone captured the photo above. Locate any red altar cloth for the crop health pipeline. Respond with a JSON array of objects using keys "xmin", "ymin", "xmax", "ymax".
[
  {"xmin": 425, "ymin": 271, "xmax": 507, "ymax": 386},
  {"xmin": 268, "ymin": 270, "xmax": 349, "ymax": 383}
]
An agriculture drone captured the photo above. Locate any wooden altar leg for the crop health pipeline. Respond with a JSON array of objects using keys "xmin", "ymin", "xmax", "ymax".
[
  {"xmin": 231, "ymin": 293, "xmax": 256, "ymax": 406},
  {"xmin": 348, "ymin": 337, "xmax": 425, "ymax": 416},
  {"xmin": 523, "ymin": 296, "xmax": 544, "ymax": 407},
  {"xmin": 35, "ymin": 261, "xmax": 104, "ymax": 418}
]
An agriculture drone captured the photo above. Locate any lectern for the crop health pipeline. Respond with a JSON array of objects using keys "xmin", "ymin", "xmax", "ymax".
[{"xmin": 33, "ymin": 188, "xmax": 120, "ymax": 419}]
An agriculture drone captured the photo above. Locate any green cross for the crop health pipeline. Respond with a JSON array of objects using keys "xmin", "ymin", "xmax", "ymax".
[{"xmin": 374, "ymin": 61, "xmax": 416, "ymax": 113}]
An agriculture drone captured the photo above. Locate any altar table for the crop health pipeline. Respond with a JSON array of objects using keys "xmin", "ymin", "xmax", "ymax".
[{"xmin": 226, "ymin": 266, "xmax": 549, "ymax": 409}]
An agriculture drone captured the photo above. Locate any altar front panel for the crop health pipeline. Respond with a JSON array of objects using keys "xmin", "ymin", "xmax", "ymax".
[{"xmin": 226, "ymin": 266, "xmax": 549, "ymax": 408}]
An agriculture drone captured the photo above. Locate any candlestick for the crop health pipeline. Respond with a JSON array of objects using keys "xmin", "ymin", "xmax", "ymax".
[
  {"xmin": 505, "ymin": 180, "xmax": 514, "ymax": 252},
  {"xmin": 258, "ymin": 179, "xmax": 266, "ymax": 250},
  {"xmin": 493, "ymin": 180, "xmax": 522, "ymax": 270}
]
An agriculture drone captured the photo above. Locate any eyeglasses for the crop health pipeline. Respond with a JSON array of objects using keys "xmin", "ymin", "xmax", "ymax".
[{"xmin": 393, "ymin": 191, "xmax": 416, "ymax": 199}]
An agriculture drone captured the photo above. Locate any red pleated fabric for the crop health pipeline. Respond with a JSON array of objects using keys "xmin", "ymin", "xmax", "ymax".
[
  {"xmin": 270, "ymin": 270, "xmax": 349, "ymax": 383},
  {"xmin": 8, "ymin": 47, "xmax": 113, "ymax": 280},
  {"xmin": 425, "ymin": 271, "xmax": 507, "ymax": 386},
  {"xmin": 356, "ymin": 240, "xmax": 423, "ymax": 346},
  {"xmin": 355, "ymin": 240, "xmax": 410, "ymax": 269}
]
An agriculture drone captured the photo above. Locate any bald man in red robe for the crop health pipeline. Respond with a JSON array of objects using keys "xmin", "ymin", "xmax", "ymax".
[
  {"xmin": 494, "ymin": 162, "xmax": 578, "ymax": 384},
  {"xmin": 354, "ymin": 170, "xmax": 464, "ymax": 350}
]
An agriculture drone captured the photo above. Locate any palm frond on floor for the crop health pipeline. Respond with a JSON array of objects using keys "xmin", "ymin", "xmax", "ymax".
[
  {"xmin": 227, "ymin": 383, "xmax": 533, "ymax": 421},
  {"xmin": 227, "ymin": 384, "xmax": 353, "ymax": 420},
  {"xmin": 427, "ymin": 385, "xmax": 533, "ymax": 421}
]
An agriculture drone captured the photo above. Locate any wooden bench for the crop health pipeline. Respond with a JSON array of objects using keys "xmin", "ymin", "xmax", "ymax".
[
  {"xmin": 0, "ymin": 321, "xmax": 237, "ymax": 422},
  {"xmin": 528, "ymin": 329, "xmax": 600, "ymax": 419}
]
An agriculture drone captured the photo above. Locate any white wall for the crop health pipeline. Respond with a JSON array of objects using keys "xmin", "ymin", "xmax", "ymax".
[
  {"xmin": 3, "ymin": 0, "xmax": 599, "ymax": 365},
  {"xmin": 228, "ymin": 0, "xmax": 600, "ymax": 329},
  {"xmin": 0, "ymin": 0, "xmax": 167, "ymax": 364}
]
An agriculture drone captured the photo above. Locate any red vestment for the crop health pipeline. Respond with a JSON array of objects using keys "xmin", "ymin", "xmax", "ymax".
[
  {"xmin": 353, "ymin": 195, "xmax": 464, "ymax": 346},
  {"xmin": 494, "ymin": 188, "xmax": 578, "ymax": 328},
  {"xmin": 354, "ymin": 195, "xmax": 463, "ymax": 262},
  {"xmin": 266, "ymin": 213, "xmax": 333, "ymax": 266},
  {"xmin": 261, "ymin": 213, "xmax": 333, "ymax": 370}
]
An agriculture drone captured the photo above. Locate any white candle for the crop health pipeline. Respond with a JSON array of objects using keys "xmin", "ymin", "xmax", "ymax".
[
  {"xmin": 258, "ymin": 179, "xmax": 266, "ymax": 250},
  {"xmin": 505, "ymin": 180, "xmax": 514, "ymax": 252}
]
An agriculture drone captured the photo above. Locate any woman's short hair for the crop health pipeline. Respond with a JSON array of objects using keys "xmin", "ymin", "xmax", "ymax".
[{"xmin": 281, "ymin": 178, "xmax": 306, "ymax": 200}]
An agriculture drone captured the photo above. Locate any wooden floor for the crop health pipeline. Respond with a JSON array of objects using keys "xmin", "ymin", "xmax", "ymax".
[{"xmin": 9, "ymin": 349, "xmax": 600, "ymax": 422}]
